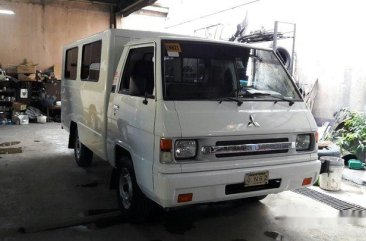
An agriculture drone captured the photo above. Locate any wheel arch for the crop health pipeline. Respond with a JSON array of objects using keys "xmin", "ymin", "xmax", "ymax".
[
  {"xmin": 114, "ymin": 144, "xmax": 133, "ymax": 167},
  {"xmin": 110, "ymin": 144, "xmax": 134, "ymax": 189}
]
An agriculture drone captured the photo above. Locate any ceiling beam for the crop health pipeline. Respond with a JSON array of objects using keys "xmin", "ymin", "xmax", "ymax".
[{"xmin": 116, "ymin": 0, "xmax": 156, "ymax": 16}]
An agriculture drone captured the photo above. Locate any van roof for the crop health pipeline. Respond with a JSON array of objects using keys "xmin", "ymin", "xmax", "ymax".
[
  {"xmin": 121, "ymin": 35, "xmax": 273, "ymax": 52},
  {"xmin": 64, "ymin": 28, "xmax": 273, "ymax": 52},
  {"xmin": 155, "ymin": 36, "xmax": 273, "ymax": 51}
]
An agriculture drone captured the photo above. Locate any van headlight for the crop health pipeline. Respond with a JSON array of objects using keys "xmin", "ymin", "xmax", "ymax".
[
  {"xmin": 175, "ymin": 140, "xmax": 197, "ymax": 160},
  {"xmin": 296, "ymin": 134, "xmax": 311, "ymax": 151}
]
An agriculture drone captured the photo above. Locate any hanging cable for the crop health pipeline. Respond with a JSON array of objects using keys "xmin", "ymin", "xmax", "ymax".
[{"xmin": 165, "ymin": 0, "xmax": 260, "ymax": 29}]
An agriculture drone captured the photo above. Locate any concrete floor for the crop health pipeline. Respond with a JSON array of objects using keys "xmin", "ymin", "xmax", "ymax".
[{"xmin": 0, "ymin": 123, "xmax": 365, "ymax": 241}]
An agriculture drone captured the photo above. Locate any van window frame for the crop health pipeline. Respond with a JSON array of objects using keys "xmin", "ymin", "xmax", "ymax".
[
  {"xmin": 64, "ymin": 47, "xmax": 78, "ymax": 80},
  {"xmin": 161, "ymin": 40, "xmax": 303, "ymax": 101},
  {"xmin": 118, "ymin": 43, "xmax": 156, "ymax": 99},
  {"xmin": 80, "ymin": 40, "xmax": 102, "ymax": 82}
]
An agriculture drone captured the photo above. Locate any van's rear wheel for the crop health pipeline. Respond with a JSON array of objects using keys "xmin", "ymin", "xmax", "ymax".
[
  {"xmin": 74, "ymin": 129, "xmax": 93, "ymax": 167},
  {"xmin": 116, "ymin": 156, "xmax": 152, "ymax": 222}
]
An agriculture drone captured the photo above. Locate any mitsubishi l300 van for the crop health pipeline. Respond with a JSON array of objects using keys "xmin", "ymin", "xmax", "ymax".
[{"xmin": 61, "ymin": 29, "xmax": 320, "ymax": 220}]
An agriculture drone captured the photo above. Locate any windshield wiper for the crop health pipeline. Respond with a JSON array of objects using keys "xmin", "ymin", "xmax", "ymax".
[
  {"xmin": 216, "ymin": 85, "xmax": 245, "ymax": 106},
  {"xmin": 271, "ymin": 95, "xmax": 295, "ymax": 106},
  {"xmin": 217, "ymin": 96, "xmax": 243, "ymax": 106},
  {"xmin": 217, "ymin": 86, "xmax": 243, "ymax": 106},
  {"xmin": 240, "ymin": 90, "xmax": 295, "ymax": 106}
]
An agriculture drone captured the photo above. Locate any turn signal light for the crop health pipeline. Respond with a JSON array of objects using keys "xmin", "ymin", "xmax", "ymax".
[
  {"xmin": 177, "ymin": 193, "xmax": 193, "ymax": 203},
  {"xmin": 315, "ymin": 131, "xmax": 319, "ymax": 143},
  {"xmin": 302, "ymin": 177, "xmax": 312, "ymax": 186},
  {"xmin": 160, "ymin": 138, "xmax": 172, "ymax": 152}
]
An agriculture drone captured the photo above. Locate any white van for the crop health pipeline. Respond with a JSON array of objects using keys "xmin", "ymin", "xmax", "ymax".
[{"xmin": 61, "ymin": 29, "xmax": 320, "ymax": 219}]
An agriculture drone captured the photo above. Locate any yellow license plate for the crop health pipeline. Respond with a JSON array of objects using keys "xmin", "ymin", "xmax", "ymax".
[{"xmin": 244, "ymin": 171, "xmax": 269, "ymax": 187}]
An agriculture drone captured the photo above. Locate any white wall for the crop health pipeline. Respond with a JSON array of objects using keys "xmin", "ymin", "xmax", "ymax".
[{"xmin": 121, "ymin": 13, "xmax": 167, "ymax": 31}]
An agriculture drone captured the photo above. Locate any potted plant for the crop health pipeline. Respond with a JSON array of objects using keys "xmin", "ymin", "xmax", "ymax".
[{"xmin": 335, "ymin": 112, "xmax": 366, "ymax": 162}]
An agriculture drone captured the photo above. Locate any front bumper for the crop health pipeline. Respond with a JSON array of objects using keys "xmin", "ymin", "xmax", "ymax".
[{"xmin": 153, "ymin": 160, "xmax": 320, "ymax": 208}]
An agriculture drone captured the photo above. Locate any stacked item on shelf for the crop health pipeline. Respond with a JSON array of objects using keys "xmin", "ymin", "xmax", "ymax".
[
  {"xmin": 0, "ymin": 70, "xmax": 17, "ymax": 125},
  {"xmin": 12, "ymin": 61, "xmax": 37, "ymax": 81}
]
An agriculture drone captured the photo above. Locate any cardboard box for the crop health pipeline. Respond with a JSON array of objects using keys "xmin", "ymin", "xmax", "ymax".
[
  {"xmin": 18, "ymin": 73, "xmax": 36, "ymax": 81},
  {"xmin": 12, "ymin": 102, "xmax": 27, "ymax": 111},
  {"xmin": 19, "ymin": 115, "xmax": 29, "ymax": 125},
  {"xmin": 17, "ymin": 65, "xmax": 36, "ymax": 74},
  {"xmin": 52, "ymin": 64, "xmax": 61, "ymax": 80},
  {"xmin": 37, "ymin": 115, "xmax": 47, "ymax": 124},
  {"xmin": 12, "ymin": 114, "xmax": 29, "ymax": 125},
  {"xmin": 5, "ymin": 66, "xmax": 17, "ymax": 74}
]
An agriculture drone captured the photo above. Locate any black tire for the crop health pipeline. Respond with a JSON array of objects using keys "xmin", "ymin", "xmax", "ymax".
[
  {"xmin": 73, "ymin": 129, "xmax": 93, "ymax": 167},
  {"xmin": 116, "ymin": 156, "xmax": 153, "ymax": 222},
  {"xmin": 247, "ymin": 195, "xmax": 268, "ymax": 202}
]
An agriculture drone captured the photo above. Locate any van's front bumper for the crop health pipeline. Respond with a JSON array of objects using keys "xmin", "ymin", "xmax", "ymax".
[{"xmin": 153, "ymin": 160, "xmax": 320, "ymax": 208}]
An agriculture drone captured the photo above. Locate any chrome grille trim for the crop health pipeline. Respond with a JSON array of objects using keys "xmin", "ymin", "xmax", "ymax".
[{"xmin": 201, "ymin": 142, "xmax": 293, "ymax": 155}]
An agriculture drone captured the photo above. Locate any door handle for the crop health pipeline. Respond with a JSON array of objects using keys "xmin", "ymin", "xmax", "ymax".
[{"xmin": 113, "ymin": 104, "xmax": 119, "ymax": 112}]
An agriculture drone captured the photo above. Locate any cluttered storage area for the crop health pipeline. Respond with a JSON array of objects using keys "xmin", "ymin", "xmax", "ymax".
[{"xmin": 0, "ymin": 61, "xmax": 61, "ymax": 125}]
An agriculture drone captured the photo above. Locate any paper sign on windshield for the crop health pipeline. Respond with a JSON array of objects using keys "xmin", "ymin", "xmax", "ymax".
[{"xmin": 165, "ymin": 43, "xmax": 181, "ymax": 57}]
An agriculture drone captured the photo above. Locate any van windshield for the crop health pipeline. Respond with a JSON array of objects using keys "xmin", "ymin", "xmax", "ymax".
[{"xmin": 162, "ymin": 40, "xmax": 301, "ymax": 101}]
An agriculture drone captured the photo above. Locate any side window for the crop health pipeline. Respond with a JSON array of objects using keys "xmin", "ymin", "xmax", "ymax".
[
  {"xmin": 81, "ymin": 40, "xmax": 102, "ymax": 82},
  {"xmin": 64, "ymin": 47, "xmax": 78, "ymax": 80},
  {"xmin": 119, "ymin": 46, "xmax": 154, "ymax": 97}
]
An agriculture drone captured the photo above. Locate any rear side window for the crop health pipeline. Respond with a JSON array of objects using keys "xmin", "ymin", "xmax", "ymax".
[
  {"xmin": 64, "ymin": 47, "xmax": 78, "ymax": 80},
  {"xmin": 81, "ymin": 40, "xmax": 102, "ymax": 82}
]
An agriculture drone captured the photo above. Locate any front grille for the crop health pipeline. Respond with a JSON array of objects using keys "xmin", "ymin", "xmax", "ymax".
[
  {"xmin": 225, "ymin": 178, "xmax": 282, "ymax": 195},
  {"xmin": 216, "ymin": 149, "xmax": 288, "ymax": 158},
  {"xmin": 216, "ymin": 138, "xmax": 289, "ymax": 146},
  {"xmin": 215, "ymin": 138, "xmax": 289, "ymax": 158}
]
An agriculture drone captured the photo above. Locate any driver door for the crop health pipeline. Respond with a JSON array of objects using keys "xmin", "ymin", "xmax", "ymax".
[{"xmin": 107, "ymin": 43, "xmax": 156, "ymax": 192}]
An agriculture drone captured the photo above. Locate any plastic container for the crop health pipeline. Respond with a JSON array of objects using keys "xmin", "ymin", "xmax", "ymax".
[
  {"xmin": 348, "ymin": 159, "xmax": 365, "ymax": 170},
  {"xmin": 319, "ymin": 156, "xmax": 344, "ymax": 191},
  {"xmin": 37, "ymin": 115, "xmax": 47, "ymax": 124}
]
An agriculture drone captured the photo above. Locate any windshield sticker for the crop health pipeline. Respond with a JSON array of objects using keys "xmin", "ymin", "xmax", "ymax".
[{"xmin": 165, "ymin": 43, "xmax": 181, "ymax": 57}]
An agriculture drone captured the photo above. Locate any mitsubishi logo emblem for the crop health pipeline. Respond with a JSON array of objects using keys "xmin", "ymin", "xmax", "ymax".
[{"xmin": 248, "ymin": 114, "xmax": 260, "ymax": 127}]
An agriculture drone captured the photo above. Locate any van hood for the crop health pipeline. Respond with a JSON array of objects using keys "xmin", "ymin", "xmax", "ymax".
[{"xmin": 174, "ymin": 101, "xmax": 315, "ymax": 137}]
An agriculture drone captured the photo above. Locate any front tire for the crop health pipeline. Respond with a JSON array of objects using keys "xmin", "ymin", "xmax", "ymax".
[
  {"xmin": 73, "ymin": 129, "xmax": 93, "ymax": 167},
  {"xmin": 116, "ymin": 156, "xmax": 153, "ymax": 222}
]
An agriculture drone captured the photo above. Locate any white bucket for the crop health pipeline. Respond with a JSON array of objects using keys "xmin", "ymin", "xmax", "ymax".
[
  {"xmin": 37, "ymin": 115, "xmax": 47, "ymax": 124},
  {"xmin": 319, "ymin": 156, "xmax": 344, "ymax": 191}
]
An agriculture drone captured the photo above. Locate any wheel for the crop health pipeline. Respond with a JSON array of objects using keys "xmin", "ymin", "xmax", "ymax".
[
  {"xmin": 116, "ymin": 156, "xmax": 153, "ymax": 222},
  {"xmin": 73, "ymin": 129, "xmax": 93, "ymax": 167}
]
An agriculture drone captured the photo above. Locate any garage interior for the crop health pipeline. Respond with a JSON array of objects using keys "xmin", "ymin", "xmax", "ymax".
[{"xmin": 0, "ymin": 0, "xmax": 365, "ymax": 241}]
